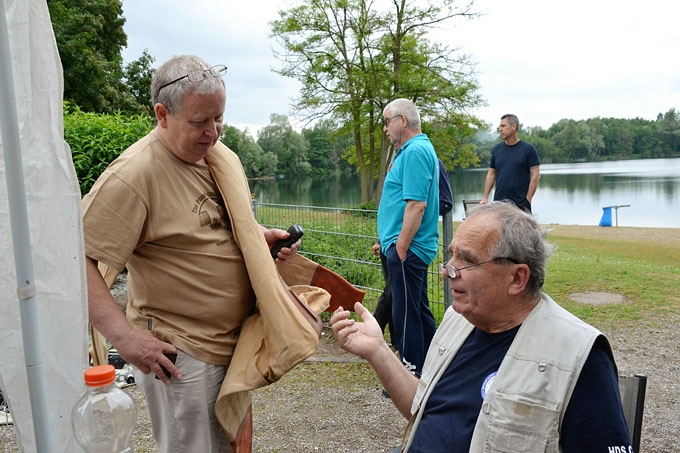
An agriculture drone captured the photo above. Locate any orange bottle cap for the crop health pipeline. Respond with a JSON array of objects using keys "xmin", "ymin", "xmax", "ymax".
[{"xmin": 84, "ymin": 364, "xmax": 116, "ymax": 387}]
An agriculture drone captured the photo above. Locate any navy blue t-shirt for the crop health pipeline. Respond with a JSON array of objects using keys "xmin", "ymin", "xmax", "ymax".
[
  {"xmin": 409, "ymin": 329, "xmax": 632, "ymax": 452},
  {"xmin": 490, "ymin": 140, "xmax": 540, "ymax": 205}
]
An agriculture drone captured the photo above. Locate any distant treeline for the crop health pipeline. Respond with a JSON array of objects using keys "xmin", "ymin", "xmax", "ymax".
[
  {"xmin": 66, "ymin": 105, "xmax": 680, "ymax": 195},
  {"xmin": 475, "ymin": 108, "xmax": 680, "ymax": 165}
]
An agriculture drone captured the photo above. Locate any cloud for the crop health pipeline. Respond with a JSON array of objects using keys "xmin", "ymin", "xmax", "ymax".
[
  {"xmin": 121, "ymin": 0, "xmax": 300, "ymax": 134},
  {"xmin": 121, "ymin": 0, "xmax": 680, "ymax": 133},
  {"xmin": 453, "ymin": 0, "xmax": 680, "ymax": 128}
]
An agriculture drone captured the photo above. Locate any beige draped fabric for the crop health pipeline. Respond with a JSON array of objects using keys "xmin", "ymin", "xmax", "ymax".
[
  {"xmin": 89, "ymin": 262, "xmax": 121, "ymax": 367},
  {"xmin": 206, "ymin": 143, "xmax": 329, "ymax": 443}
]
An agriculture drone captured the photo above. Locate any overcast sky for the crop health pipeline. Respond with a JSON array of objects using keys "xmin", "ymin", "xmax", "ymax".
[{"xmin": 121, "ymin": 0, "xmax": 679, "ymax": 134}]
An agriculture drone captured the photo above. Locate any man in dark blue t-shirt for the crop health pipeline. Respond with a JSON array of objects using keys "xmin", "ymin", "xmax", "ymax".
[{"xmin": 481, "ymin": 114, "xmax": 540, "ymax": 213}]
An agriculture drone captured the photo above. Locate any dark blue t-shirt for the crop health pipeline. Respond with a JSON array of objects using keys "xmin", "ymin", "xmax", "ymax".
[
  {"xmin": 490, "ymin": 140, "xmax": 540, "ymax": 205},
  {"xmin": 409, "ymin": 330, "xmax": 632, "ymax": 452}
]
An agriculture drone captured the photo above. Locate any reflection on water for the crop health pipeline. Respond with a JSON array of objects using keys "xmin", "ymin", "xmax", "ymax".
[{"xmin": 251, "ymin": 158, "xmax": 680, "ymax": 228}]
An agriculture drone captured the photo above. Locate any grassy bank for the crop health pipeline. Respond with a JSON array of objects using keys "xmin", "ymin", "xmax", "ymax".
[{"xmin": 541, "ymin": 224, "xmax": 680, "ymax": 330}]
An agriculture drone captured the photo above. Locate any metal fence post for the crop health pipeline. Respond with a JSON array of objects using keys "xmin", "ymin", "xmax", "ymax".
[{"xmin": 441, "ymin": 211, "xmax": 453, "ymax": 309}]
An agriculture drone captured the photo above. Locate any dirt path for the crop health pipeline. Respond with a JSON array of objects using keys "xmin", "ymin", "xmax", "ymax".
[{"xmin": 547, "ymin": 224, "xmax": 680, "ymax": 246}]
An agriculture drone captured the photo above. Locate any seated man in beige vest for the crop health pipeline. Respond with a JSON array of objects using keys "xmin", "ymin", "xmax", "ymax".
[{"xmin": 331, "ymin": 201, "xmax": 632, "ymax": 452}]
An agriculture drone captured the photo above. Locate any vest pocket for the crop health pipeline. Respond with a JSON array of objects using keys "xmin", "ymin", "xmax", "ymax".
[{"xmin": 482, "ymin": 392, "xmax": 559, "ymax": 452}]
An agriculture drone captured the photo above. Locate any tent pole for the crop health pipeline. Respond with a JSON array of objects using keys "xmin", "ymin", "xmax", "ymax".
[{"xmin": 0, "ymin": 3, "xmax": 55, "ymax": 451}]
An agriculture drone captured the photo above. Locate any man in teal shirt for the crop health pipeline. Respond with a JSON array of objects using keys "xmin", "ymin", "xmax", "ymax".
[{"xmin": 378, "ymin": 98, "xmax": 439, "ymax": 375}]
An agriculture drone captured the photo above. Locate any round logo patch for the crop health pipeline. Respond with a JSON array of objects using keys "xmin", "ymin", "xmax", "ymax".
[{"xmin": 481, "ymin": 371, "xmax": 497, "ymax": 400}]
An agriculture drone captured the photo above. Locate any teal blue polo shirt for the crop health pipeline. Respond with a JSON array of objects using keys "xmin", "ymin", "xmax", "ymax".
[{"xmin": 377, "ymin": 134, "xmax": 440, "ymax": 264}]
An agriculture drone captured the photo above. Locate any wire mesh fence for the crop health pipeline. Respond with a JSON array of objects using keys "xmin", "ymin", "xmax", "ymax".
[{"xmin": 254, "ymin": 202, "xmax": 453, "ymax": 324}]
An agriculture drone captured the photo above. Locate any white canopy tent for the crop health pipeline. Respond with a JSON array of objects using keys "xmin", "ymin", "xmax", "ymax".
[{"xmin": 1, "ymin": 0, "xmax": 89, "ymax": 451}]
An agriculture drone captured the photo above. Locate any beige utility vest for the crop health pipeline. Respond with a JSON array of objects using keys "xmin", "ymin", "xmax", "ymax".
[{"xmin": 403, "ymin": 294, "xmax": 611, "ymax": 452}]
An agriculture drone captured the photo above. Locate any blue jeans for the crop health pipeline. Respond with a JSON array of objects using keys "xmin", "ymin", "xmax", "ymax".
[{"xmin": 386, "ymin": 245, "xmax": 436, "ymax": 376}]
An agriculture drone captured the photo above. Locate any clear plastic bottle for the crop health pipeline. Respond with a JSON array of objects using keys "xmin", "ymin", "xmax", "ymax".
[{"xmin": 71, "ymin": 364, "xmax": 137, "ymax": 453}]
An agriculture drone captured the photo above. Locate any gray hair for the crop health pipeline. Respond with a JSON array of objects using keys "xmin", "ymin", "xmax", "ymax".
[
  {"xmin": 468, "ymin": 201, "xmax": 556, "ymax": 296},
  {"xmin": 385, "ymin": 98, "xmax": 421, "ymax": 130},
  {"xmin": 151, "ymin": 55, "xmax": 225, "ymax": 115},
  {"xmin": 501, "ymin": 113, "xmax": 519, "ymax": 129}
]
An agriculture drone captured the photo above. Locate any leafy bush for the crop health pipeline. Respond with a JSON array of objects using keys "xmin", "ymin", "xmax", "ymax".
[{"xmin": 64, "ymin": 102, "xmax": 153, "ymax": 194}]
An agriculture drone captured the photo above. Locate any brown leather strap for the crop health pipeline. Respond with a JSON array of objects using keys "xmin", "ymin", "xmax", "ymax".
[
  {"xmin": 310, "ymin": 265, "xmax": 365, "ymax": 312},
  {"xmin": 229, "ymin": 404, "xmax": 253, "ymax": 452}
]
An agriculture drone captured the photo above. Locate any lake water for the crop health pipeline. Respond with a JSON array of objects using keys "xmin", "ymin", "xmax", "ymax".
[{"xmin": 251, "ymin": 157, "xmax": 680, "ymax": 228}]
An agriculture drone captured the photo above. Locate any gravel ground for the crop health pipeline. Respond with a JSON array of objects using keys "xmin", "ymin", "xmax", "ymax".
[
  {"xmin": 1, "ymin": 225, "xmax": 678, "ymax": 452},
  {"xmin": 126, "ymin": 317, "xmax": 679, "ymax": 453},
  {"xmin": 2, "ymin": 320, "xmax": 677, "ymax": 453}
]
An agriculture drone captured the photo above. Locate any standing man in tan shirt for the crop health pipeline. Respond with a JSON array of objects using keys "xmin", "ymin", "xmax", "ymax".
[{"xmin": 83, "ymin": 55, "xmax": 299, "ymax": 452}]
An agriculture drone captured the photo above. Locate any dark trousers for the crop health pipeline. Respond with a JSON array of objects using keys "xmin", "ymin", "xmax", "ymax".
[
  {"xmin": 373, "ymin": 250, "xmax": 394, "ymax": 344},
  {"xmin": 385, "ymin": 245, "xmax": 436, "ymax": 376},
  {"xmin": 515, "ymin": 198, "xmax": 532, "ymax": 213}
]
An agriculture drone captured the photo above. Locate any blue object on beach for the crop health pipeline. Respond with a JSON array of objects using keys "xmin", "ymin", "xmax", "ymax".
[{"xmin": 599, "ymin": 206, "xmax": 613, "ymax": 227}]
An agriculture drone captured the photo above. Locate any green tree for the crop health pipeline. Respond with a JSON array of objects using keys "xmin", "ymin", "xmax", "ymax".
[
  {"xmin": 302, "ymin": 119, "xmax": 340, "ymax": 177},
  {"xmin": 586, "ymin": 117, "xmax": 607, "ymax": 158},
  {"xmin": 123, "ymin": 50, "xmax": 156, "ymax": 117},
  {"xmin": 257, "ymin": 114, "xmax": 311, "ymax": 176},
  {"xmin": 221, "ymin": 125, "xmax": 242, "ymax": 153},
  {"xmin": 271, "ymin": 0, "xmax": 483, "ymax": 203},
  {"xmin": 657, "ymin": 108, "xmax": 680, "ymax": 155},
  {"xmin": 424, "ymin": 115, "xmax": 482, "ymax": 170},
  {"xmin": 518, "ymin": 111, "xmax": 680, "ymax": 163},
  {"xmin": 221, "ymin": 125, "xmax": 273, "ymax": 178},
  {"xmin": 48, "ymin": 0, "xmax": 148, "ymax": 115}
]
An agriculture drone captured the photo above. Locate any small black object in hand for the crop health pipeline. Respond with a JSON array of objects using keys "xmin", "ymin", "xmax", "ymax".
[
  {"xmin": 270, "ymin": 224, "xmax": 304, "ymax": 259},
  {"xmin": 157, "ymin": 352, "xmax": 177, "ymax": 379}
]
